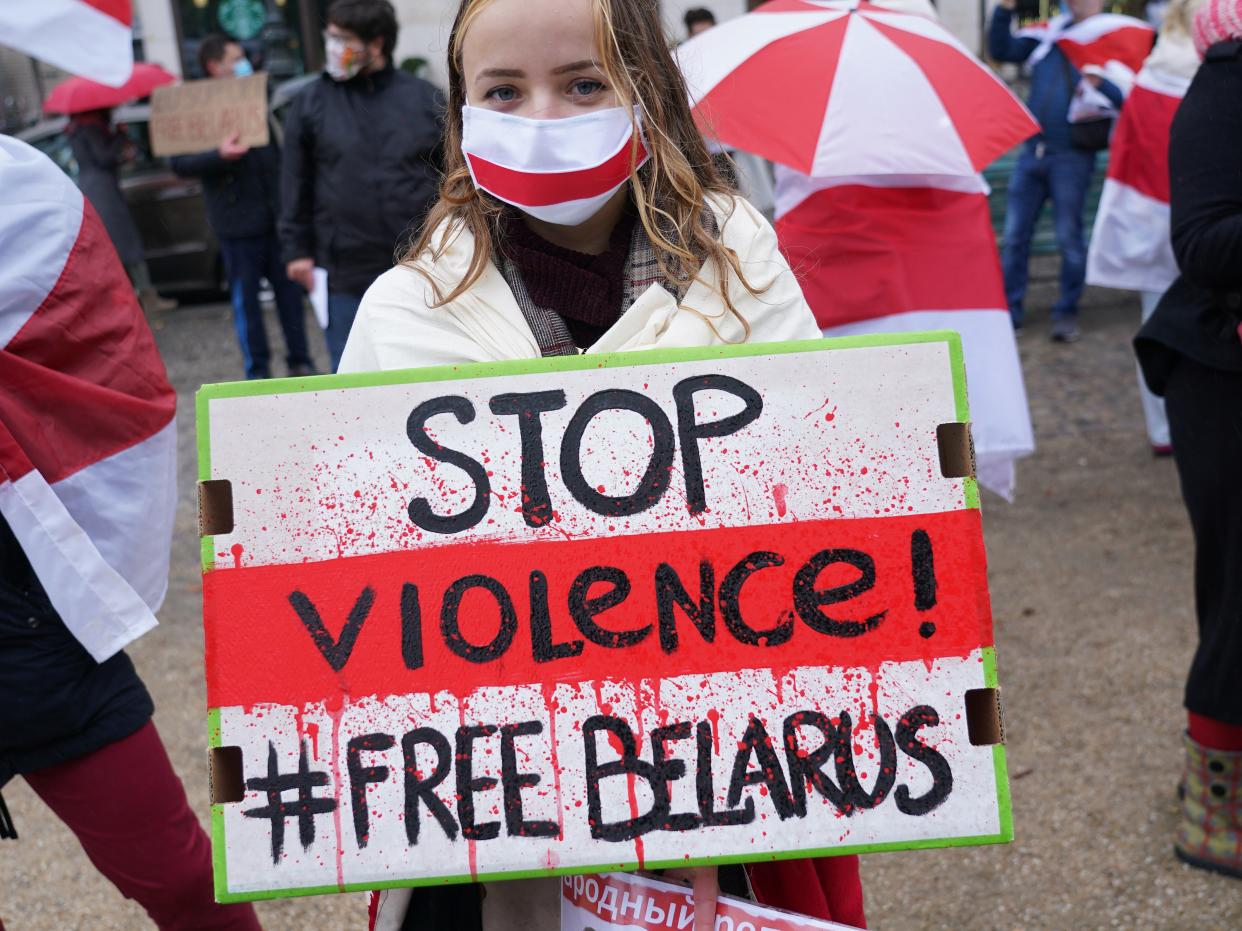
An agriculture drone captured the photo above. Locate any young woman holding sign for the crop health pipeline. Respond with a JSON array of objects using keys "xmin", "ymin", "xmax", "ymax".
[{"xmin": 343, "ymin": 1, "xmax": 865, "ymax": 928}]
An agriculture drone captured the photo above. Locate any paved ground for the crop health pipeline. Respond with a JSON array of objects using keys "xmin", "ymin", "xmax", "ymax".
[{"xmin": 2, "ymin": 261, "xmax": 1240, "ymax": 928}]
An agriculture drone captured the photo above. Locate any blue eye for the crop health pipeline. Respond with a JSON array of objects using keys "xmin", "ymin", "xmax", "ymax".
[
  {"xmin": 570, "ymin": 79, "xmax": 604, "ymax": 97},
  {"xmin": 484, "ymin": 86, "xmax": 517, "ymax": 102}
]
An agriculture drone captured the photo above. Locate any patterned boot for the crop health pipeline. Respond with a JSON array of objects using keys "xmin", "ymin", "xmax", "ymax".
[{"xmin": 1174, "ymin": 733, "xmax": 1242, "ymax": 879}]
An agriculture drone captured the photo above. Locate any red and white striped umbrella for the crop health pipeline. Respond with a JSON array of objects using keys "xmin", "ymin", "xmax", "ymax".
[{"xmin": 678, "ymin": 0, "xmax": 1039, "ymax": 178}]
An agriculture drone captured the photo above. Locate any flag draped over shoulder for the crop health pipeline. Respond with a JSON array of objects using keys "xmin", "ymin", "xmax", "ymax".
[
  {"xmin": 0, "ymin": 0, "xmax": 134, "ymax": 88},
  {"xmin": 0, "ymin": 136, "xmax": 176, "ymax": 661},
  {"xmin": 773, "ymin": 167, "xmax": 1034, "ymax": 500},
  {"xmin": 1086, "ymin": 61, "xmax": 1194, "ymax": 294},
  {"xmin": 1017, "ymin": 13, "xmax": 1156, "ymax": 75}
]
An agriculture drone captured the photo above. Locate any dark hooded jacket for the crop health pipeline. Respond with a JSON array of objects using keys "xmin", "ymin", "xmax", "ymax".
[{"xmin": 278, "ymin": 64, "xmax": 445, "ymax": 296}]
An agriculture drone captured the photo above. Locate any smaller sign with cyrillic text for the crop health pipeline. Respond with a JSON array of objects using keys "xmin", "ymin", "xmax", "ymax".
[{"xmin": 561, "ymin": 871, "xmax": 859, "ymax": 931}]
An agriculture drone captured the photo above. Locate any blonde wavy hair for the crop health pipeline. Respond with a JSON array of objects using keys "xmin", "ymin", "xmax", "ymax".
[
  {"xmin": 403, "ymin": 0, "xmax": 760, "ymax": 333},
  {"xmin": 1161, "ymin": 0, "xmax": 1206, "ymax": 38}
]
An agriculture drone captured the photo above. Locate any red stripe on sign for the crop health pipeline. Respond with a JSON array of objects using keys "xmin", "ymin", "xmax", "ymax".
[
  {"xmin": 0, "ymin": 200, "xmax": 174, "ymax": 484},
  {"xmin": 466, "ymin": 137, "xmax": 646, "ymax": 208},
  {"xmin": 203, "ymin": 510, "xmax": 992, "ymax": 709},
  {"xmin": 81, "ymin": 0, "xmax": 133, "ymax": 27},
  {"xmin": 776, "ymin": 183, "xmax": 1004, "ymax": 327},
  {"xmin": 1106, "ymin": 84, "xmax": 1179, "ymax": 205}
]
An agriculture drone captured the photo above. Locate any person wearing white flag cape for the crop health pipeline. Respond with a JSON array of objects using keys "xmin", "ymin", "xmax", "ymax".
[
  {"xmin": 1087, "ymin": 0, "xmax": 1206, "ymax": 454},
  {"xmin": 348, "ymin": 2, "xmax": 866, "ymax": 930}
]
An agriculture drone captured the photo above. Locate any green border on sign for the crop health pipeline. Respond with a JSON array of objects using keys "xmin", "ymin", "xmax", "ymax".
[
  {"xmin": 207, "ymin": 706, "xmax": 233, "ymax": 903},
  {"xmin": 197, "ymin": 330, "xmax": 1008, "ymax": 902}
]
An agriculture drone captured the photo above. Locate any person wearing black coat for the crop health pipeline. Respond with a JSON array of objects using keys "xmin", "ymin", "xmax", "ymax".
[
  {"xmin": 1134, "ymin": 26, "xmax": 1242, "ymax": 881},
  {"xmin": 172, "ymin": 35, "xmax": 314, "ymax": 380},
  {"xmin": 278, "ymin": 0, "xmax": 444, "ymax": 371}
]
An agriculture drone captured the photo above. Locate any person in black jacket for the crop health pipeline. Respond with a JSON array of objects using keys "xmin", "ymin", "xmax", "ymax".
[
  {"xmin": 1134, "ymin": 7, "xmax": 1242, "ymax": 881},
  {"xmin": 279, "ymin": 0, "xmax": 444, "ymax": 371},
  {"xmin": 172, "ymin": 35, "xmax": 314, "ymax": 380}
]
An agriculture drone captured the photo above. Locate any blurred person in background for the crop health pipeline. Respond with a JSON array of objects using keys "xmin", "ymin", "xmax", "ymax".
[
  {"xmin": 989, "ymin": 0, "xmax": 1127, "ymax": 343},
  {"xmin": 1135, "ymin": 0, "xmax": 1242, "ymax": 882},
  {"xmin": 279, "ymin": 0, "xmax": 444, "ymax": 372},
  {"xmin": 684, "ymin": 7, "xmax": 717, "ymax": 38},
  {"xmin": 172, "ymin": 34, "xmax": 315, "ymax": 380},
  {"xmin": 66, "ymin": 108, "xmax": 177, "ymax": 316}
]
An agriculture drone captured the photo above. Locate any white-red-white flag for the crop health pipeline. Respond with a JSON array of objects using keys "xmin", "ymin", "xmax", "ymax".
[
  {"xmin": 0, "ymin": 135, "xmax": 175, "ymax": 661},
  {"xmin": 1086, "ymin": 65, "xmax": 1189, "ymax": 294},
  {"xmin": 0, "ymin": 0, "xmax": 133, "ymax": 88},
  {"xmin": 1017, "ymin": 13, "xmax": 1155, "ymax": 75},
  {"xmin": 773, "ymin": 169, "xmax": 1033, "ymax": 499}
]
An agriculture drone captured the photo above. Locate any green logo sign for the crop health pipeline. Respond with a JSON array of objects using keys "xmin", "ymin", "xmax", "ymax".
[{"xmin": 218, "ymin": 0, "xmax": 266, "ymax": 41}]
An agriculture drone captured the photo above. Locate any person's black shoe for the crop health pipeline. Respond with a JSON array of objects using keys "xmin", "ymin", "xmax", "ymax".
[{"xmin": 287, "ymin": 363, "xmax": 316, "ymax": 377}]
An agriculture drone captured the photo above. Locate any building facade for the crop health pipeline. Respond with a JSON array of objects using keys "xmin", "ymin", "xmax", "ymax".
[{"xmin": 133, "ymin": 0, "xmax": 986, "ymax": 87}]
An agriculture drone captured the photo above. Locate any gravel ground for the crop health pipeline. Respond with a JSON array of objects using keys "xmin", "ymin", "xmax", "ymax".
[{"xmin": 2, "ymin": 260, "xmax": 1240, "ymax": 929}]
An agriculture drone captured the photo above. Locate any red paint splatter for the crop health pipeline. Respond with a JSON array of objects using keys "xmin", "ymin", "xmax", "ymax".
[
  {"xmin": 459, "ymin": 699, "xmax": 479, "ymax": 881},
  {"xmin": 327, "ymin": 697, "xmax": 347, "ymax": 891},
  {"xmin": 706, "ymin": 708, "xmax": 721, "ymax": 754},
  {"xmin": 541, "ymin": 681, "xmax": 565, "ymax": 840},
  {"xmin": 230, "ymin": 543, "xmax": 244, "ymax": 568},
  {"xmin": 772, "ymin": 483, "xmax": 788, "ymax": 518}
]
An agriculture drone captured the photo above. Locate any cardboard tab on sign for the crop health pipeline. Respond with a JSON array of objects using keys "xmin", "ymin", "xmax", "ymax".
[
  {"xmin": 198, "ymin": 479, "xmax": 234, "ymax": 536},
  {"xmin": 210, "ymin": 746, "xmax": 245, "ymax": 805},
  {"xmin": 937, "ymin": 421, "xmax": 976, "ymax": 478},
  {"xmin": 965, "ymin": 687, "xmax": 1005, "ymax": 746},
  {"xmin": 150, "ymin": 73, "xmax": 269, "ymax": 157}
]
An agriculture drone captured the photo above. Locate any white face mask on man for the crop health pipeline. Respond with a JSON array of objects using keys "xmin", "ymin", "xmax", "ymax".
[
  {"xmin": 459, "ymin": 105, "xmax": 648, "ymax": 227},
  {"xmin": 324, "ymin": 34, "xmax": 371, "ymax": 82}
]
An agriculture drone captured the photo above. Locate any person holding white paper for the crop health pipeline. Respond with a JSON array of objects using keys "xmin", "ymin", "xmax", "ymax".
[{"xmin": 172, "ymin": 34, "xmax": 315, "ymax": 380}]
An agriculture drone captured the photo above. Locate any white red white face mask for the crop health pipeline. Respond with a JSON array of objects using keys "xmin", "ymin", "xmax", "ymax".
[{"xmin": 460, "ymin": 105, "xmax": 648, "ymax": 226}]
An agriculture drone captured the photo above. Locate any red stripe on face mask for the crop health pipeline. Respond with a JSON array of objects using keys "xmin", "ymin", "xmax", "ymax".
[{"xmin": 467, "ymin": 136, "xmax": 647, "ymax": 208}]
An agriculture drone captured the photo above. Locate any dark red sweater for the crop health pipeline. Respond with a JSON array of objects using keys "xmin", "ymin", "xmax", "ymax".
[{"xmin": 500, "ymin": 209, "xmax": 637, "ymax": 348}]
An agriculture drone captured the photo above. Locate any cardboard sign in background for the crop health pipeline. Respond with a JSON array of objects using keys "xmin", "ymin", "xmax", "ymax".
[
  {"xmin": 149, "ymin": 73, "xmax": 269, "ymax": 157},
  {"xmin": 197, "ymin": 335, "xmax": 1010, "ymax": 902}
]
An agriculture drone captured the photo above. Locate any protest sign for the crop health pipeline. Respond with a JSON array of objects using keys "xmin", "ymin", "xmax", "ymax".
[
  {"xmin": 561, "ymin": 872, "xmax": 859, "ymax": 931},
  {"xmin": 149, "ymin": 73, "xmax": 269, "ymax": 157},
  {"xmin": 197, "ymin": 334, "xmax": 1010, "ymax": 902}
]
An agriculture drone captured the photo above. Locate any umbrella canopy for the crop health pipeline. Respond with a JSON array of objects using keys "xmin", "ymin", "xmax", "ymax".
[
  {"xmin": 678, "ymin": 0, "xmax": 1039, "ymax": 179},
  {"xmin": 44, "ymin": 62, "xmax": 176, "ymax": 115}
]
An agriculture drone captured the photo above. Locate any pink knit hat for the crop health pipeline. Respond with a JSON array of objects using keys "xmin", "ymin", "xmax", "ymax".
[{"xmin": 1193, "ymin": 0, "xmax": 1242, "ymax": 56}]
